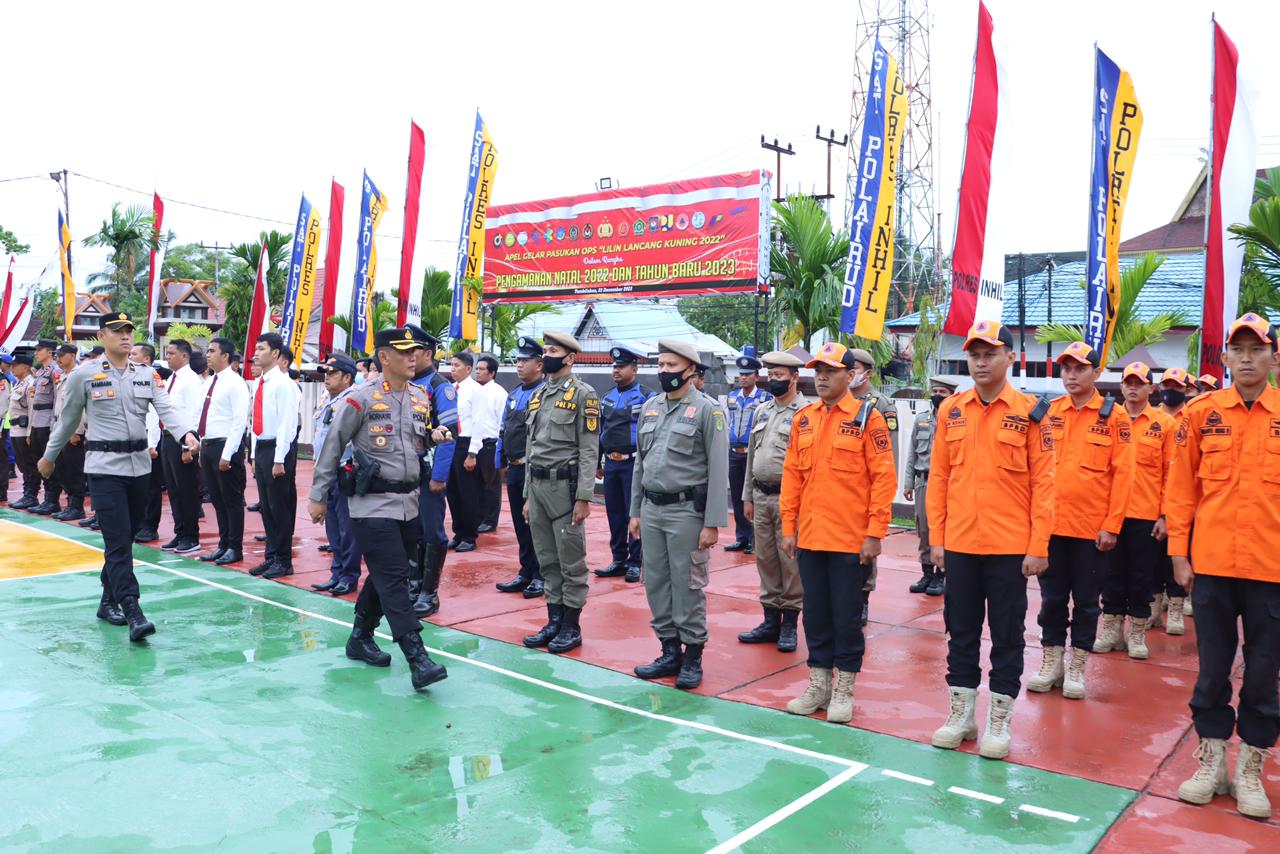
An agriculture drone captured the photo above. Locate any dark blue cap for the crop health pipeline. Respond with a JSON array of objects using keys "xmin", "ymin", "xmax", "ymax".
[
  {"xmin": 515, "ymin": 336, "xmax": 543, "ymax": 358},
  {"xmin": 610, "ymin": 346, "xmax": 642, "ymax": 366},
  {"xmin": 320, "ymin": 353, "xmax": 358, "ymax": 376},
  {"xmin": 735, "ymin": 354, "xmax": 761, "ymax": 372}
]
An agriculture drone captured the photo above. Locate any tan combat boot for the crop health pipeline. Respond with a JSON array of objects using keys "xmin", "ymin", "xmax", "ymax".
[
  {"xmin": 931, "ymin": 686, "xmax": 978, "ymax": 749},
  {"xmin": 1178, "ymin": 737, "xmax": 1229, "ymax": 804},
  {"xmin": 1150, "ymin": 592, "xmax": 1167, "ymax": 629},
  {"xmin": 786, "ymin": 667, "xmax": 831, "ymax": 716},
  {"xmin": 1166, "ymin": 597, "xmax": 1186, "ymax": 636},
  {"xmin": 1182, "ymin": 596, "xmax": 1194, "ymax": 617},
  {"xmin": 825, "ymin": 669, "xmax": 857, "ymax": 723},
  {"xmin": 1093, "ymin": 614, "xmax": 1127, "ymax": 653},
  {"xmin": 1127, "ymin": 617, "xmax": 1150, "ymax": 660},
  {"xmin": 1027, "ymin": 645, "xmax": 1065, "ymax": 693},
  {"xmin": 1062, "ymin": 648, "xmax": 1089, "ymax": 699},
  {"xmin": 1233, "ymin": 744, "xmax": 1273, "ymax": 819},
  {"xmin": 979, "ymin": 692, "xmax": 1016, "ymax": 760}
]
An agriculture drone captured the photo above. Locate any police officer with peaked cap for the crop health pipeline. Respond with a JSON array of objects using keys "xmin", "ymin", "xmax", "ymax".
[
  {"xmin": 631, "ymin": 338, "xmax": 730, "ymax": 690},
  {"xmin": 50, "ymin": 343, "xmax": 89, "ymax": 521},
  {"xmin": 904, "ymin": 376, "xmax": 958, "ymax": 596},
  {"xmin": 495, "ymin": 336, "xmax": 547, "ymax": 597},
  {"xmin": 725, "ymin": 347, "xmax": 771, "ymax": 552},
  {"xmin": 8, "ymin": 353, "xmax": 38, "ymax": 508},
  {"xmin": 521, "ymin": 330, "xmax": 600, "ymax": 654},
  {"xmin": 38, "ymin": 313, "xmax": 201, "ymax": 641},
  {"xmin": 28, "ymin": 338, "xmax": 62, "ymax": 514},
  {"xmin": 595, "ymin": 345, "xmax": 655, "ymax": 583},
  {"xmin": 310, "ymin": 353, "xmax": 363, "ymax": 597},
  {"xmin": 309, "ymin": 326, "xmax": 452, "ymax": 691},
  {"xmin": 848, "ymin": 346, "xmax": 898, "ymax": 625}
]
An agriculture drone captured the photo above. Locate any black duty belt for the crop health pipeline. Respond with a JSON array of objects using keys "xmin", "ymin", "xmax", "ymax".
[
  {"xmin": 529, "ymin": 464, "xmax": 577, "ymax": 481},
  {"xmin": 752, "ymin": 479, "xmax": 782, "ymax": 495},
  {"xmin": 86, "ymin": 439, "xmax": 148, "ymax": 453},
  {"xmin": 644, "ymin": 488, "xmax": 698, "ymax": 506},
  {"xmin": 367, "ymin": 477, "xmax": 418, "ymax": 494},
  {"xmin": 507, "ymin": 458, "xmax": 525, "ymax": 466},
  {"xmin": 33, "ymin": 404, "xmax": 53, "ymax": 410}
]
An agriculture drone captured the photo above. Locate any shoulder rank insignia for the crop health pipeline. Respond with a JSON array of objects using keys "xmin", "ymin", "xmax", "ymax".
[
  {"xmin": 372, "ymin": 391, "xmax": 383, "ymax": 400},
  {"xmin": 382, "ymin": 380, "xmax": 391, "ymax": 392}
]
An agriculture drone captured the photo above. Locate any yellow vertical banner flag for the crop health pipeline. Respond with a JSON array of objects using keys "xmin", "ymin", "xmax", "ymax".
[
  {"xmin": 1102, "ymin": 70, "xmax": 1142, "ymax": 364},
  {"xmin": 58, "ymin": 211, "xmax": 76, "ymax": 337},
  {"xmin": 451, "ymin": 112, "xmax": 498, "ymax": 342}
]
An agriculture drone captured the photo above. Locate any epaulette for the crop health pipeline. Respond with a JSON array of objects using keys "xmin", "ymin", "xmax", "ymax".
[
  {"xmin": 1098, "ymin": 394, "xmax": 1116, "ymax": 420},
  {"xmin": 1028, "ymin": 395, "xmax": 1050, "ymax": 423}
]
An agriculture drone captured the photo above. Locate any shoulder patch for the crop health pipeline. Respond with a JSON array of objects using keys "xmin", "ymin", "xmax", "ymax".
[
  {"xmin": 442, "ymin": 385, "xmax": 456, "ymax": 401},
  {"xmin": 153, "ymin": 371, "xmax": 164, "ymax": 384},
  {"xmin": 346, "ymin": 398, "xmax": 363, "ymax": 411},
  {"xmin": 870, "ymin": 427, "xmax": 891, "ymax": 453}
]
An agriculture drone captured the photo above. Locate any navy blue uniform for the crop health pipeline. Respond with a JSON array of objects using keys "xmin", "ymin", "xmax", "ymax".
[
  {"xmin": 727, "ymin": 385, "xmax": 771, "ymax": 546},
  {"xmin": 599, "ymin": 381, "xmax": 654, "ymax": 569},
  {"xmin": 497, "ymin": 379, "xmax": 546, "ymax": 582},
  {"xmin": 411, "ymin": 368, "xmax": 458, "ymax": 550}
]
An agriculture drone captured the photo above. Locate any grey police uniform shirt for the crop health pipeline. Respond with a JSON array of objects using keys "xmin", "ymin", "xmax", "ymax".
[
  {"xmin": 313, "ymin": 386, "xmax": 355, "ymax": 465},
  {"xmin": 309, "ymin": 379, "xmax": 435, "ymax": 521},
  {"xmin": 53, "ymin": 369, "xmax": 87, "ymax": 435},
  {"xmin": 523, "ymin": 372, "xmax": 600, "ymax": 503},
  {"xmin": 905, "ymin": 409, "xmax": 936, "ymax": 490},
  {"xmin": 45, "ymin": 359, "xmax": 196, "ymax": 477},
  {"xmin": 742, "ymin": 392, "xmax": 808, "ymax": 500},
  {"xmin": 9, "ymin": 375, "xmax": 32, "ymax": 436},
  {"xmin": 30, "ymin": 364, "xmax": 58, "ymax": 429},
  {"xmin": 631, "ymin": 389, "xmax": 730, "ymax": 528}
]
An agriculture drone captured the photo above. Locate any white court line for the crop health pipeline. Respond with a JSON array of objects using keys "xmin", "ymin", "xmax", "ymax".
[
  {"xmin": 949, "ymin": 786, "xmax": 1005, "ymax": 805},
  {"xmin": 1019, "ymin": 804, "xmax": 1081, "ymax": 823},
  {"xmin": 704, "ymin": 765, "xmax": 863, "ymax": 854},
  {"xmin": 881, "ymin": 769, "xmax": 934, "ymax": 786}
]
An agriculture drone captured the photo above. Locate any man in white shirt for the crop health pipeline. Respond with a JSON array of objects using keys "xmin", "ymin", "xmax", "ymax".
[
  {"xmin": 473, "ymin": 354, "xmax": 508, "ymax": 533},
  {"xmin": 446, "ymin": 351, "xmax": 483, "ymax": 551},
  {"xmin": 197, "ymin": 337, "xmax": 250, "ymax": 565},
  {"xmin": 249, "ymin": 333, "xmax": 301, "ymax": 578},
  {"xmin": 160, "ymin": 339, "xmax": 205, "ymax": 554}
]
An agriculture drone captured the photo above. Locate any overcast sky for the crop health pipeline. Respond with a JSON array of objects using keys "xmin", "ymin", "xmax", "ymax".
[{"xmin": 2, "ymin": 0, "xmax": 1277, "ymax": 309}]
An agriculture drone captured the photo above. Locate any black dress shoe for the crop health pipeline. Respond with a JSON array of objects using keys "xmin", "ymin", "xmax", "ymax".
[
  {"xmin": 254, "ymin": 534, "xmax": 267, "ymax": 542},
  {"xmin": 9, "ymin": 495, "xmax": 36, "ymax": 510},
  {"xmin": 496, "ymin": 576, "xmax": 529, "ymax": 593},
  {"xmin": 723, "ymin": 541, "xmax": 748, "ymax": 552},
  {"xmin": 744, "ymin": 543, "xmax": 754, "ymax": 554},
  {"xmin": 594, "ymin": 561, "xmax": 627, "ymax": 578},
  {"xmin": 249, "ymin": 561, "xmax": 274, "ymax": 576},
  {"xmin": 263, "ymin": 563, "xmax": 294, "ymax": 579},
  {"xmin": 160, "ymin": 537, "xmax": 180, "ymax": 552},
  {"xmin": 447, "ymin": 537, "xmax": 462, "ymax": 550},
  {"xmin": 61, "ymin": 507, "xmax": 86, "ymax": 521},
  {"xmin": 31, "ymin": 500, "xmax": 59, "ymax": 515},
  {"xmin": 247, "ymin": 502, "xmax": 261, "ymax": 512},
  {"xmin": 214, "ymin": 550, "xmax": 242, "ymax": 566},
  {"xmin": 476, "ymin": 522, "xmax": 497, "ymax": 533},
  {"xmin": 87, "ymin": 518, "xmax": 101, "ymax": 531},
  {"xmin": 134, "ymin": 527, "xmax": 158, "ymax": 543},
  {"xmin": 199, "ymin": 548, "xmax": 227, "ymax": 562},
  {"xmin": 624, "ymin": 565, "xmax": 642, "ymax": 583},
  {"xmin": 79, "ymin": 515, "xmax": 99, "ymax": 528},
  {"xmin": 522, "ymin": 578, "xmax": 545, "ymax": 599},
  {"xmin": 455, "ymin": 540, "xmax": 476, "ymax": 553},
  {"xmin": 330, "ymin": 580, "xmax": 356, "ymax": 596},
  {"xmin": 311, "ymin": 578, "xmax": 340, "ymax": 591},
  {"xmin": 318, "ymin": 544, "xmax": 333, "ymax": 553}
]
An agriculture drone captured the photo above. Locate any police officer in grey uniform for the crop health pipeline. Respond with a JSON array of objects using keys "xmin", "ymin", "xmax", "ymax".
[
  {"xmin": 28, "ymin": 339, "xmax": 62, "ymax": 514},
  {"xmin": 51, "ymin": 344, "xmax": 89, "ymax": 521},
  {"xmin": 308, "ymin": 326, "xmax": 452, "ymax": 692},
  {"xmin": 39, "ymin": 313, "xmax": 201, "ymax": 641},
  {"xmin": 8, "ymin": 355, "xmax": 37, "ymax": 508},
  {"xmin": 849, "ymin": 347, "xmax": 898, "ymax": 625},
  {"xmin": 738, "ymin": 351, "xmax": 807, "ymax": 652},
  {"xmin": 630, "ymin": 339, "xmax": 730, "ymax": 690},
  {"xmin": 905, "ymin": 376, "xmax": 957, "ymax": 597},
  {"xmin": 521, "ymin": 331, "xmax": 600, "ymax": 655}
]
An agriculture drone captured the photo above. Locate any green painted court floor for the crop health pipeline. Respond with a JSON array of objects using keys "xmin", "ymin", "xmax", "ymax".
[{"xmin": 0, "ymin": 511, "xmax": 1134, "ymax": 852}]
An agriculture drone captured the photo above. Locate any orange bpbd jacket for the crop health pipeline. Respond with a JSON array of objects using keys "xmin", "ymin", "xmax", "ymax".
[
  {"xmin": 1125, "ymin": 406, "xmax": 1176, "ymax": 522},
  {"xmin": 1166, "ymin": 385, "xmax": 1280, "ymax": 582},
  {"xmin": 926, "ymin": 382, "xmax": 1056, "ymax": 557},
  {"xmin": 1045, "ymin": 392, "xmax": 1135, "ymax": 538},
  {"xmin": 780, "ymin": 392, "xmax": 896, "ymax": 553}
]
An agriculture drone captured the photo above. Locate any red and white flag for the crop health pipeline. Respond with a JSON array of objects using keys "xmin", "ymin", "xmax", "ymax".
[
  {"xmin": 146, "ymin": 193, "xmax": 166, "ymax": 337},
  {"xmin": 0, "ymin": 254, "xmax": 14, "ymax": 334},
  {"xmin": 942, "ymin": 1, "xmax": 1012, "ymax": 336},
  {"xmin": 1201, "ymin": 19, "xmax": 1259, "ymax": 383},
  {"xmin": 244, "ymin": 240, "xmax": 272, "ymax": 380}
]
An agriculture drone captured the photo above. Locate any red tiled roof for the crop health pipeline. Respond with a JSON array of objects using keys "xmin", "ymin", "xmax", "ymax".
[{"xmin": 1119, "ymin": 216, "xmax": 1205, "ymax": 255}]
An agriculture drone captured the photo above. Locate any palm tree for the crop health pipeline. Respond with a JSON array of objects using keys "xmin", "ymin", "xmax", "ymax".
[
  {"xmin": 82, "ymin": 203, "xmax": 157, "ymax": 294},
  {"xmin": 769, "ymin": 194, "xmax": 850, "ymax": 351},
  {"xmin": 420, "ymin": 266, "xmax": 453, "ymax": 341},
  {"xmin": 1036, "ymin": 253, "xmax": 1187, "ymax": 364},
  {"xmin": 219, "ymin": 231, "xmax": 294, "ymax": 349},
  {"xmin": 1229, "ymin": 197, "xmax": 1280, "ymax": 297}
]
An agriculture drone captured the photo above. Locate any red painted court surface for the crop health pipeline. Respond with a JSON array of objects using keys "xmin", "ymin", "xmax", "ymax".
[{"xmin": 10, "ymin": 460, "xmax": 1280, "ymax": 850}]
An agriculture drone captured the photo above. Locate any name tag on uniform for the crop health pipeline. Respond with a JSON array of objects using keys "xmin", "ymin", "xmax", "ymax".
[
  {"xmin": 554, "ymin": 400, "xmax": 577, "ymax": 411},
  {"xmin": 838, "ymin": 418, "xmax": 862, "ymax": 437}
]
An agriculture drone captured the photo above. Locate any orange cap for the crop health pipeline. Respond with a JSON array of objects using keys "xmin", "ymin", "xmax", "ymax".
[
  {"xmin": 1226, "ymin": 312, "xmax": 1274, "ymax": 345},
  {"xmin": 1121, "ymin": 361, "xmax": 1151, "ymax": 383},
  {"xmin": 1056, "ymin": 341, "xmax": 1101, "ymax": 367},
  {"xmin": 1159, "ymin": 368, "xmax": 1191, "ymax": 387},
  {"xmin": 1197, "ymin": 374, "xmax": 1220, "ymax": 390},
  {"xmin": 962, "ymin": 319, "xmax": 1013, "ymax": 350},
  {"xmin": 806, "ymin": 341, "xmax": 856, "ymax": 370}
]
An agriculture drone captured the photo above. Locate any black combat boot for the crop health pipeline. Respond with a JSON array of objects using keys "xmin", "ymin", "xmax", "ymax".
[
  {"xmin": 30, "ymin": 498, "xmax": 60, "ymax": 515},
  {"xmin": 413, "ymin": 544, "xmax": 444, "ymax": 618},
  {"xmin": 675, "ymin": 643, "xmax": 704, "ymax": 690},
  {"xmin": 777, "ymin": 610, "xmax": 800, "ymax": 652},
  {"xmin": 96, "ymin": 589, "xmax": 126, "ymax": 626},
  {"xmin": 524, "ymin": 604, "xmax": 563, "ymax": 648},
  {"xmin": 55, "ymin": 496, "xmax": 86, "ymax": 521},
  {"xmin": 397, "ymin": 632, "xmax": 447, "ymax": 690},
  {"xmin": 345, "ymin": 611, "xmax": 391, "ymax": 667},
  {"xmin": 634, "ymin": 638, "xmax": 683, "ymax": 679},
  {"xmin": 926, "ymin": 568, "xmax": 945, "ymax": 597},
  {"xmin": 10, "ymin": 494, "xmax": 37, "ymax": 510},
  {"xmin": 548, "ymin": 606, "xmax": 583, "ymax": 653},
  {"xmin": 119, "ymin": 597, "xmax": 156, "ymax": 642},
  {"xmin": 909, "ymin": 564, "xmax": 933, "ymax": 594},
  {"xmin": 737, "ymin": 606, "xmax": 781, "ymax": 644},
  {"xmin": 407, "ymin": 542, "xmax": 425, "ymax": 598}
]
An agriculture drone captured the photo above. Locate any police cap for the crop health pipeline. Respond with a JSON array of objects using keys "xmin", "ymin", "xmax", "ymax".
[
  {"xmin": 320, "ymin": 353, "xmax": 357, "ymax": 376},
  {"xmin": 515, "ymin": 336, "xmax": 544, "ymax": 358},
  {"xmin": 610, "ymin": 346, "xmax": 642, "ymax": 366},
  {"xmin": 761, "ymin": 351, "xmax": 804, "ymax": 369},
  {"xmin": 373, "ymin": 326, "xmax": 425, "ymax": 351},
  {"xmin": 99, "ymin": 312, "xmax": 136, "ymax": 332},
  {"xmin": 543, "ymin": 331, "xmax": 582, "ymax": 353}
]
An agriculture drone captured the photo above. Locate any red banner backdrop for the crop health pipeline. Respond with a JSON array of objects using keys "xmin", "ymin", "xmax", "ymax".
[{"xmin": 482, "ymin": 170, "xmax": 771, "ymax": 303}]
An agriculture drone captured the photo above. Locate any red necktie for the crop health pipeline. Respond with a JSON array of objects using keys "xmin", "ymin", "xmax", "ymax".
[
  {"xmin": 253, "ymin": 378, "xmax": 265, "ymax": 437},
  {"xmin": 199, "ymin": 374, "xmax": 218, "ymax": 435}
]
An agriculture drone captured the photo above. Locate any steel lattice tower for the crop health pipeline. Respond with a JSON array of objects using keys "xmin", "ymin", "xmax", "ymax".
[{"xmin": 845, "ymin": 0, "xmax": 939, "ymax": 315}]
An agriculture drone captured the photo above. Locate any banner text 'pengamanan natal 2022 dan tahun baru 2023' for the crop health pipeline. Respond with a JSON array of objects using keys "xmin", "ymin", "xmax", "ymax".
[{"xmin": 481, "ymin": 171, "xmax": 772, "ymax": 303}]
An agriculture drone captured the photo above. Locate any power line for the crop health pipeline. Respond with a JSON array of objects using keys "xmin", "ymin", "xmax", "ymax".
[{"xmin": 0, "ymin": 174, "xmax": 48, "ymax": 184}]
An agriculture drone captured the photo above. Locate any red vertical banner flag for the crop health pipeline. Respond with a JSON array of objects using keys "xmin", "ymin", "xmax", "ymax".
[
  {"xmin": 0, "ymin": 254, "xmax": 14, "ymax": 334},
  {"xmin": 244, "ymin": 239, "xmax": 271, "ymax": 380},
  {"xmin": 146, "ymin": 193, "xmax": 165, "ymax": 337},
  {"xmin": 319, "ymin": 180, "xmax": 344, "ymax": 360},
  {"xmin": 398, "ymin": 121, "xmax": 427, "ymax": 326}
]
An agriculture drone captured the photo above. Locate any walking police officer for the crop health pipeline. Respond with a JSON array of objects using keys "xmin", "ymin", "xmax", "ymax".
[
  {"xmin": 631, "ymin": 339, "xmax": 730, "ymax": 690},
  {"xmin": 310, "ymin": 353, "xmax": 362, "ymax": 597},
  {"xmin": 50, "ymin": 344, "xmax": 89, "ymax": 521},
  {"xmin": 738, "ymin": 351, "xmax": 807, "ymax": 652},
  {"xmin": 594, "ymin": 345, "xmax": 654, "ymax": 583},
  {"xmin": 308, "ymin": 326, "xmax": 452, "ymax": 692},
  {"xmin": 849, "ymin": 347, "xmax": 898, "ymax": 624},
  {"xmin": 725, "ymin": 348, "xmax": 770, "ymax": 553},
  {"xmin": 38, "ymin": 313, "xmax": 201, "ymax": 641},
  {"xmin": 495, "ymin": 336, "xmax": 546, "ymax": 597},
  {"xmin": 904, "ymin": 377, "xmax": 957, "ymax": 596},
  {"xmin": 521, "ymin": 331, "xmax": 600, "ymax": 654},
  {"xmin": 28, "ymin": 338, "xmax": 62, "ymax": 514}
]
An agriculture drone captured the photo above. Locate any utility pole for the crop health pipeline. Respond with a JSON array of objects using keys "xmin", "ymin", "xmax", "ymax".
[
  {"xmin": 50, "ymin": 169, "xmax": 71, "ymax": 275},
  {"xmin": 1016, "ymin": 253, "xmax": 1026, "ymax": 384},
  {"xmin": 198, "ymin": 242, "xmax": 233, "ymax": 287},
  {"xmin": 813, "ymin": 126, "xmax": 849, "ymax": 203},
  {"xmin": 1045, "ymin": 256, "xmax": 1056, "ymax": 377},
  {"xmin": 760, "ymin": 136, "xmax": 795, "ymax": 201}
]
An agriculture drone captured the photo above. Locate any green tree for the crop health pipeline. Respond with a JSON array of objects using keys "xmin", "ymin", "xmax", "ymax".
[
  {"xmin": 218, "ymin": 231, "xmax": 293, "ymax": 349},
  {"xmin": 769, "ymin": 194, "xmax": 849, "ymax": 351},
  {"xmin": 164, "ymin": 322, "xmax": 215, "ymax": 348},
  {"xmin": 908, "ymin": 295, "xmax": 944, "ymax": 389},
  {"xmin": 82, "ymin": 203, "xmax": 157, "ymax": 294},
  {"xmin": 1229, "ymin": 196, "xmax": 1280, "ymax": 299},
  {"xmin": 419, "ymin": 266, "xmax": 453, "ymax": 341},
  {"xmin": 35, "ymin": 288, "xmax": 62, "ymax": 338},
  {"xmin": 165, "ymin": 241, "xmax": 244, "ymax": 286},
  {"xmin": 484, "ymin": 300, "xmax": 557, "ymax": 357},
  {"xmin": 677, "ymin": 294, "xmax": 777, "ymax": 353},
  {"xmin": 1, "ymin": 224, "xmax": 30, "ymax": 256}
]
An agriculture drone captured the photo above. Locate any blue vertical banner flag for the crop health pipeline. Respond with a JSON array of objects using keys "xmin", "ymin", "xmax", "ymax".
[
  {"xmin": 841, "ymin": 39, "xmax": 906, "ymax": 340},
  {"xmin": 1086, "ymin": 47, "xmax": 1142, "ymax": 364},
  {"xmin": 350, "ymin": 171, "xmax": 388, "ymax": 354},
  {"xmin": 450, "ymin": 110, "xmax": 498, "ymax": 341},
  {"xmin": 279, "ymin": 194, "xmax": 323, "ymax": 365}
]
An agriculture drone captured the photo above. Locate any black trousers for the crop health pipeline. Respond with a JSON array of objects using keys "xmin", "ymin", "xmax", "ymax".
[
  {"xmin": 446, "ymin": 436, "xmax": 483, "ymax": 542},
  {"xmin": 352, "ymin": 516, "xmax": 423, "ymax": 642},
  {"xmin": 1154, "ymin": 524, "xmax": 1190, "ymax": 599},
  {"xmin": 797, "ymin": 549, "xmax": 870, "ymax": 672},
  {"xmin": 1105, "ymin": 518, "xmax": 1161, "ymax": 618},
  {"xmin": 480, "ymin": 439, "xmax": 501, "ymax": 527},
  {"xmin": 52, "ymin": 435, "xmax": 87, "ymax": 503},
  {"xmin": 603, "ymin": 456, "xmax": 642, "ymax": 566},
  {"xmin": 728, "ymin": 450, "xmax": 751, "ymax": 545},
  {"xmin": 943, "ymin": 552, "xmax": 1028, "ymax": 698},
  {"xmin": 253, "ymin": 439, "xmax": 297, "ymax": 567},
  {"xmin": 12, "ymin": 432, "xmax": 37, "ymax": 498},
  {"xmin": 0, "ymin": 428, "xmax": 8, "ymax": 497},
  {"xmin": 89, "ymin": 473, "xmax": 150, "ymax": 603},
  {"xmin": 200, "ymin": 439, "xmax": 246, "ymax": 552},
  {"xmin": 143, "ymin": 448, "xmax": 164, "ymax": 530},
  {"xmin": 505, "ymin": 463, "xmax": 541, "ymax": 580},
  {"xmin": 29, "ymin": 425, "xmax": 54, "ymax": 500},
  {"xmin": 1040, "ymin": 535, "xmax": 1104, "ymax": 651},
  {"xmin": 160, "ymin": 434, "xmax": 200, "ymax": 540},
  {"xmin": 1190, "ymin": 575, "xmax": 1280, "ymax": 748}
]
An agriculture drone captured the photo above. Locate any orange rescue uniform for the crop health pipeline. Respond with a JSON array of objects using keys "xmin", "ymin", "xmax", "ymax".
[
  {"xmin": 1166, "ymin": 385, "xmax": 1280, "ymax": 582},
  {"xmin": 927, "ymin": 383, "xmax": 1056, "ymax": 557},
  {"xmin": 780, "ymin": 392, "xmax": 896, "ymax": 553},
  {"xmin": 1125, "ymin": 406, "xmax": 1176, "ymax": 521},
  {"xmin": 1045, "ymin": 391, "xmax": 1135, "ymax": 538}
]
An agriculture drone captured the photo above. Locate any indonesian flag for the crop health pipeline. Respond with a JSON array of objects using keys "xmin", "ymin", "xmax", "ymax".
[
  {"xmin": 1201, "ymin": 19, "xmax": 1259, "ymax": 383},
  {"xmin": 146, "ymin": 193, "xmax": 165, "ymax": 337},
  {"xmin": 243, "ymin": 240, "xmax": 271, "ymax": 380},
  {"xmin": 0, "ymin": 254, "xmax": 14, "ymax": 334},
  {"xmin": 942, "ymin": 1, "xmax": 1012, "ymax": 336}
]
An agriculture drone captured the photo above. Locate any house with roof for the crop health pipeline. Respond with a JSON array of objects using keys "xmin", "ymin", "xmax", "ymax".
[
  {"xmin": 516, "ymin": 300, "xmax": 741, "ymax": 367},
  {"xmin": 152, "ymin": 279, "xmax": 226, "ymax": 337}
]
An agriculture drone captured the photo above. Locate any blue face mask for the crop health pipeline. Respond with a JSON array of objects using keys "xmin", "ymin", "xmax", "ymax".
[{"xmin": 355, "ymin": 373, "xmax": 367, "ymax": 385}]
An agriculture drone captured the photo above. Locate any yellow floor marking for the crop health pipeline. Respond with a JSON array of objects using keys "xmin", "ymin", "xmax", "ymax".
[{"xmin": 0, "ymin": 519, "xmax": 101, "ymax": 580}]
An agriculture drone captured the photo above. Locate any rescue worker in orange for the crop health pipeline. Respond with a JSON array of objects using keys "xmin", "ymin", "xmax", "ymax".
[
  {"xmin": 928, "ymin": 320, "xmax": 1055, "ymax": 761},
  {"xmin": 1027, "ymin": 341, "xmax": 1134, "ymax": 701},
  {"xmin": 779, "ymin": 342, "xmax": 895, "ymax": 726},
  {"xmin": 1094, "ymin": 362, "xmax": 1175, "ymax": 660},
  {"xmin": 1152, "ymin": 367, "xmax": 1196, "ymax": 627},
  {"xmin": 1168, "ymin": 314, "xmax": 1280, "ymax": 820}
]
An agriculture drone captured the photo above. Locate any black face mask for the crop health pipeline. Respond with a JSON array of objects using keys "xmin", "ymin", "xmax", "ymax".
[
  {"xmin": 658, "ymin": 371, "xmax": 690, "ymax": 393},
  {"xmin": 1162, "ymin": 389, "xmax": 1186, "ymax": 407},
  {"xmin": 542, "ymin": 355, "xmax": 566, "ymax": 375},
  {"xmin": 766, "ymin": 378, "xmax": 792, "ymax": 398},
  {"xmin": 930, "ymin": 394, "xmax": 947, "ymax": 410}
]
